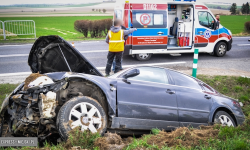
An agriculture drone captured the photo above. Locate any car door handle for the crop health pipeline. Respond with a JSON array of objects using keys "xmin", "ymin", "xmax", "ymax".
[
  {"xmin": 166, "ymin": 89, "xmax": 175, "ymax": 94},
  {"xmin": 198, "ymin": 31, "xmax": 203, "ymax": 34},
  {"xmin": 157, "ymin": 32, "xmax": 164, "ymax": 35},
  {"xmin": 204, "ymin": 95, "xmax": 211, "ymax": 99}
]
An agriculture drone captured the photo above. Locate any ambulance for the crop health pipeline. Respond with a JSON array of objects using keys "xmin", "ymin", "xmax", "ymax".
[{"xmin": 113, "ymin": 0, "xmax": 233, "ymax": 61}]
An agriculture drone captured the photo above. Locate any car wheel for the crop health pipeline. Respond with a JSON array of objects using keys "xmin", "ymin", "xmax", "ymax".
[
  {"xmin": 214, "ymin": 42, "xmax": 227, "ymax": 57},
  {"xmin": 135, "ymin": 53, "xmax": 152, "ymax": 61},
  {"xmin": 56, "ymin": 96, "xmax": 107, "ymax": 141},
  {"xmin": 213, "ymin": 111, "xmax": 236, "ymax": 127}
]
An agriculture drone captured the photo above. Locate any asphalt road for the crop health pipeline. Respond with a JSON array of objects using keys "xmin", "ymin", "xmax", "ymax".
[{"xmin": 0, "ymin": 37, "xmax": 249, "ymax": 76}]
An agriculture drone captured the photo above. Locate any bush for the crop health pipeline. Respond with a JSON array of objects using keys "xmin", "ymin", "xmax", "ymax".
[
  {"xmin": 74, "ymin": 20, "xmax": 90, "ymax": 38},
  {"xmin": 245, "ymin": 21, "xmax": 250, "ymax": 33},
  {"xmin": 103, "ymin": 9, "xmax": 107, "ymax": 13},
  {"xmin": 74, "ymin": 18, "xmax": 112, "ymax": 38}
]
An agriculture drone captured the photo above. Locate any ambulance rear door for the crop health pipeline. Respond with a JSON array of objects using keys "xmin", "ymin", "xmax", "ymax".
[{"xmin": 131, "ymin": 3, "xmax": 168, "ymax": 51}]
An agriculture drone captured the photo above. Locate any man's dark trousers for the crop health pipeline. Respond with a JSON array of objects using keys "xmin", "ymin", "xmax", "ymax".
[{"xmin": 105, "ymin": 51, "xmax": 123, "ymax": 75}]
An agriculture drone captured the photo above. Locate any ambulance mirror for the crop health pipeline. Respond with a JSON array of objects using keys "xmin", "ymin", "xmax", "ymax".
[{"xmin": 214, "ymin": 21, "xmax": 219, "ymax": 30}]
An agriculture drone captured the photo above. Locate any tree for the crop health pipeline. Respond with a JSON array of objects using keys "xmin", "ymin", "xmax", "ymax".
[
  {"xmin": 246, "ymin": 2, "xmax": 250, "ymax": 14},
  {"xmin": 99, "ymin": 9, "xmax": 101, "ymax": 12},
  {"xmin": 103, "ymin": 9, "xmax": 106, "ymax": 13},
  {"xmin": 241, "ymin": 3, "xmax": 246, "ymax": 14},
  {"xmin": 230, "ymin": 3, "xmax": 237, "ymax": 15},
  {"xmin": 92, "ymin": 8, "xmax": 95, "ymax": 11}
]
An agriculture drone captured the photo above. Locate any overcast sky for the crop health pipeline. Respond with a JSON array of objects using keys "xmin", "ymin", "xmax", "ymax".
[{"xmin": 1, "ymin": 0, "xmax": 248, "ymax": 6}]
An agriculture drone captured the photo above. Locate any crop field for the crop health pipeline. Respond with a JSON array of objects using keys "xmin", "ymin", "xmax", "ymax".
[
  {"xmin": 0, "ymin": 15, "xmax": 248, "ymax": 42},
  {"xmin": 0, "ymin": 16, "xmax": 112, "ymax": 41}
]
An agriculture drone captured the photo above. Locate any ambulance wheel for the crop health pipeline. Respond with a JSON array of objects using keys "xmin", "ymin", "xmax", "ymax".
[
  {"xmin": 214, "ymin": 42, "xmax": 227, "ymax": 57},
  {"xmin": 135, "ymin": 53, "xmax": 152, "ymax": 61}
]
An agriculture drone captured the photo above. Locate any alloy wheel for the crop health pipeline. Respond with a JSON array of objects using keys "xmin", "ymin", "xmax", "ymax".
[
  {"xmin": 218, "ymin": 115, "xmax": 234, "ymax": 127},
  {"xmin": 138, "ymin": 53, "xmax": 150, "ymax": 59},
  {"xmin": 69, "ymin": 102, "xmax": 102, "ymax": 133},
  {"xmin": 218, "ymin": 44, "xmax": 226, "ymax": 55}
]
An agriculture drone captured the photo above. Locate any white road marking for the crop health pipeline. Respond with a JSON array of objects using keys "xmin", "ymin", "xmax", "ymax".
[
  {"xmin": 237, "ymin": 44, "xmax": 250, "ymax": 46},
  {"xmin": 79, "ymin": 50, "xmax": 107, "ymax": 53},
  {"xmin": 0, "ymin": 62, "xmax": 186, "ymax": 77},
  {"xmin": 0, "ymin": 44, "xmax": 33, "ymax": 47},
  {"xmin": 81, "ymin": 41, "xmax": 100, "ymax": 43},
  {"xmin": 233, "ymin": 37, "xmax": 250, "ymax": 38},
  {"xmin": 96, "ymin": 62, "xmax": 186, "ymax": 70},
  {"xmin": 0, "ymin": 72, "xmax": 31, "ymax": 77},
  {"xmin": 0, "ymin": 54, "xmax": 29, "ymax": 57},
  {"xmin": 0, "ymin": 50, "xmax": 108, "ymax": 58}
]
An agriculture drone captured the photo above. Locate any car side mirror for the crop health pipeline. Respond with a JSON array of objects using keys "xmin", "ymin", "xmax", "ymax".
[{"xmin": 123, "ymin": 69, "xmax": 140, "ymax": 79}]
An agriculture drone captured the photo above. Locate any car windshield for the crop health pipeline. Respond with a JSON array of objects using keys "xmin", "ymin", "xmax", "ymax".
[{"xmin": 108, "ymin": 68, "xmax": 130, "ymax": 78}]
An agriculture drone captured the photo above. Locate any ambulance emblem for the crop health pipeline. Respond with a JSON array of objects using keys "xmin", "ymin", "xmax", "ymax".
[
  {"xmin": 140, "ymin": 13, "xmax": 151, "ymax": 25},
  {"xmin": 204, "ymin": 30, "xmax": 211, "ymax": 39}
]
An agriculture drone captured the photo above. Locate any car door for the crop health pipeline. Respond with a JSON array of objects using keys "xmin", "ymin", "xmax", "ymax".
[
  {"xmin": 116, "ymin": 67, "xmax": 178, "ymax": 130},
  {"xmin": 168, "ymin": 70, "xmax": 213, "ymax": 127},
  {"xmin": 131, "ymin": 9, "xmax": 168, "ymax": 50},
  {"xmin": 195, "ymin": 11, "xmax": 218, "ymax": 49}
]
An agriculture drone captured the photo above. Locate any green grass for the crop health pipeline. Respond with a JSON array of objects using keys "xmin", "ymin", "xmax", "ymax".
[
  {"xmin": 0, "ymin": 83, "xmax": 18, "ymax": 107},
  {"xmin": 0, "ymin": 15, "xmax": 248, "ymax": 43},
  {"xmin": 0, "ymin": 16, "xmax": 112, "ymax": 41},
  {"xmin": 0, "ymin": 75, "xmax": 250, "ymax": 150},
  {"xmin": 220, "ymin": 15, "xmax": 250, "ymax": 34}
]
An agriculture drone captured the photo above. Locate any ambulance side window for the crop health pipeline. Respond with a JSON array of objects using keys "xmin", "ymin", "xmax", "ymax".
[
  {"xmin": 132, "ymin": 10, "xmax": 167, "ymax": 28},
  {"xmin": 198, "ymin": 11, "xmax": 215, "ymax": 29}
]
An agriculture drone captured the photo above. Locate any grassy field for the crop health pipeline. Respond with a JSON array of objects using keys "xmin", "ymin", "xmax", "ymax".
[
  {"xmin": 220, "ymin": 15, "xmax": 250, "ymax": 34},
  {"xmin": 0, "ymin": 16, "xmax": 112, "ymax": 41},
  {"xmin": 0, "ymin": 75, "xmax": 250, "ymax": 150},
  {"xmin": 0, "ymin": 15, "xmax": 248, "ymax": 43}
]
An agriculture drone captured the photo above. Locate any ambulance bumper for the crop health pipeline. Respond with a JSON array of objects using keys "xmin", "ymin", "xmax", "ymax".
[{"xmin": 227, "ymin": 38, "xmax": 232, "ymax": 51}]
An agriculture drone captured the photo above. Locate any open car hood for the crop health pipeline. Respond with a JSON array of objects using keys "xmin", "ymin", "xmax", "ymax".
[{"xmin": 28, "ymin": 36, "xmax": 103, "ymax": 76}]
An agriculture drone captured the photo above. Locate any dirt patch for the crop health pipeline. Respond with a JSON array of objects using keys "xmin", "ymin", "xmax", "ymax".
[
  {"xmin": 94, "ymin": 132, "xmax": 126, "ymax": 150},
  {"xmin": 146, "ymin": 125, "xmax": 219, "ymax": 149},
  {"xmin": 24, "ymin": 73, "xmax": 46, "ymax": 90},
  {"xmin": 94, "ymin": 125, "xmax": 219, "ymax": 150}
]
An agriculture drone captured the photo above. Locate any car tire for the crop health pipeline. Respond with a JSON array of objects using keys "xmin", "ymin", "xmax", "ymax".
[
  {"xmin": 214, "ymin": 42, "xmax": 227, "ymax": 57},
  {"xmin": 56, "ymin": 96, "xmax": 107, "ymax": 141},
  {"xmin": 135, "ymin": 53, "xmax": 152, "ymax": 61},
  {"xmin": 213, "ymin": 111, "xmax": 236, "ymax": 127}
]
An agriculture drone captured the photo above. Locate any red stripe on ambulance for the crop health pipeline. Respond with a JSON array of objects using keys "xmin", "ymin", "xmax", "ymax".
[
  {"xmin": 130, "ymin": 3, "xmax": 168, "ymax": 10},
  {"xmin": 132, "ymin": 36, "xmax": 168, "ymax": 45},
  {"xmin": 195, "ymin": 5, "xmax": 208, "ymax": 10}
]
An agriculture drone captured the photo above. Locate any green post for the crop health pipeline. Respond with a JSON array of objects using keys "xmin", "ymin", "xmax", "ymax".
[{"xmin": 192, "ymin": 49, "xmax": 199, "ymax": 78}]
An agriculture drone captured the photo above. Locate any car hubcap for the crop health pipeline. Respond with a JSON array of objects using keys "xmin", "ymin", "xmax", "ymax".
[
  {"xmin": 218, "ymin": 44, "xmax": 226, "ymax": 55},
  {"xmin": 138, "ymin": 53, "xmax": 149, "ymax": 59},
  {"xmin": 69, "ymin": 102, "xmax": 102, "ymax": 133},
  {"xmin": 218, "ymin": 115, "xmax": 234, "ymax": 127}
]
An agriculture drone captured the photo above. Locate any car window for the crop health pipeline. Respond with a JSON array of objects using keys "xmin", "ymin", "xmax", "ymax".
[
  {"xmin": 202, "ymin": 83, "xmax": 214, "ymax": 93},
  {"xmin": 132, "ymin": 10, "xmax": 167, "ymax": 28},
  {"xmin": 169, "ymin": 70, "xmax": 202, "ymax": 90},
  {"xmin": 198, "ymin": 11, "xmax": 215, "ymax": 29},
  {"xmin": 129, "ymin": 67, "xmax": 169, "ymax": 84}
]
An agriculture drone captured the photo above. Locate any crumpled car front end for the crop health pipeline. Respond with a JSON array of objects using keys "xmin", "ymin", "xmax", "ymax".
[{"xmin": 0, "ymin": 73, "xmax": 69, "ymax": 141}]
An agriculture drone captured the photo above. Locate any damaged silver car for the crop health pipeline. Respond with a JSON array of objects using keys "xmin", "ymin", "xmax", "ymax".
[{"xmin": 0, "ymin": 36, "xmax": 245, "ymax": 142}]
